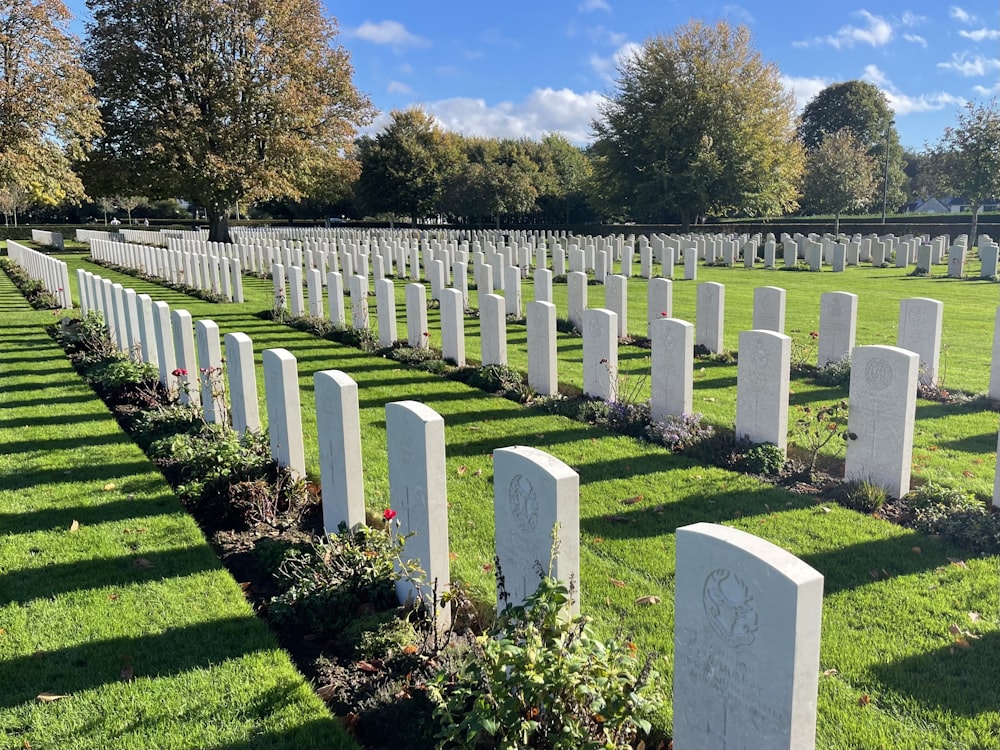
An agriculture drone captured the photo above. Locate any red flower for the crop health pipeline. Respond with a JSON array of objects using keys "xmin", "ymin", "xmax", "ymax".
[
  {"xmin": 383, "ymin": 508, "xmax": 397, "ymax": 521},
  {"xmin": 172, "ymin": 368, "xmax": 188, "ymax": 377},
  {"xmin": 809, "ymin": 331, "xmax": 819, "ymax": 340}
]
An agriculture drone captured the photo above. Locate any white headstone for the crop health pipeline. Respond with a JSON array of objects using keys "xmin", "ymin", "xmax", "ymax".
[
  {"xmin": 582, "ymin": 308, "xmax": 618, "ymax": 400},
  {"xmin": 567, "ymin": 270, "xmax": 587, "ymax": 332},
  {"xmin": 327, "ymin": 271, "xmax": 345, "ymax": 326},
  {"xmin": 262, "ymin": 348, "xmax": 306, "ymax": 478},
  {"xmin": 315, "ymin": 369, "xmax": 366, "ymax": 533},
  {"xmin": 844, "ymin": 345, "xmax": 918, "ymax": 498},
  {"xmin": 440, "ymin": 288, "xmax": 466, "ymax": 366},
  {"xmin": 604, "ymin": 274, "xmax": 628, "ymax": 339},
  {"xmin": 752, "ymin": 286, "xmax": 786, "ymax": 334},
  {"xmin": 647, "ymin": 277, "xmax": 673, "ymax": 335},
  {"xmin": 224, "ymin": 332, "xmax": 260, "ymax": 435},
  {"xmin": 736, "ymin": 330, "xmax": 791, "ymax": 452},
  {"xmin": 696, "ymin": 281, "xmax": 725, "ymax": 353},
  {"xmin": 673, "ymin": 522, "xmax": 824, "ymax": 750},
  {"xmin": 527, "ymin": 301, "xmax": 558, "ymax": 396},
  {"xmin": 386, "ymin": 400, "xmax": 451, "ymax": 628},
  {"xmin": 534, "ymin": 267, "xmax": 553, "ymax": 303},
  {"xmin": 651, "ymin": 317, "xmax": 694, "ymax": 420},
  {"xmin": 375, "ymin": 278, "xmax": 397, "ymax": 348},
  {"xmin": 818, "ymin": 292, "xmax": 857, "ymax": 368},
  {"xmin": 897, "ymin": 297, "xmax": 943, "ymax": 386},
  {"xmin": 493, "ymin": 446, "xmax": 580, "ymax": 615},
  {"xmin": 171, "ymin": 309, "xmax": 199, "ymax": 406},
  {"xmin": 479, "ymin": 294, "xmax": 507, "ymax": 366},
  {"xmin": 350, "ymin": 275, "xmax": 369, "ymax": 330},
  {"xmin": 287, "ymin": 265, "xmax": 305, "ymax": 317},
  {"xmin": 989, "ymin": 307, "xmax": 1000, "ymax": 401},
  {"xmin": 195, "ymin": 320, "xmax": 224, "ymax": 423},
  {"xmin": 406, "ymin": 283, "xmax": 429, "ymax": 349}
]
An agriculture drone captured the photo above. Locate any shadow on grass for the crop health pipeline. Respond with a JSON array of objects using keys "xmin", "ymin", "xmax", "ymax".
[
  {"xmin": 0, "ymin": 431, "xmax": 126, "ymax": 455},
  {"xmin": 940, "ymin": 431, "xmax": 997, "ymax": 453},
  {"xmin": 871, "ymin": 630, "xmax": 1000, "ymax": 717},
  {"xmin": 0, "ymin": 411, "xmax": 110, "ymax": 431},
  {"xmin": 580, "ymin": 495, "xmax": 960, "ymax": 596},
  {"xmin": 0, "ymin": 491, "xmax": 179, "ymax": 534},
  {"xmin": 0, "ymin": 393, "xmax": 95, "ymax": 410},
  {"xmin": 0, "ymin": 616, "xmax": 275, "ymax": 711},
  {"xmin": 0, "ymin": 544, "xmax": 218, "ymax": 607}
]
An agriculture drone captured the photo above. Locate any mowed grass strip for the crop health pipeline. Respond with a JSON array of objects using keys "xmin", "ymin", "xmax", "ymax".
[
  {"xmin": 64, "ymin": 257, "xmax": 1000, "ymax": 748},
  {"xmin": 0, "ymin": 271, "xmax": 355, "ymax": 750}
]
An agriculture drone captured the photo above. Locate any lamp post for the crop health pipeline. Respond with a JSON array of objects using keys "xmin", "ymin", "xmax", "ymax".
[{"xmin": 881, "ymin": 118, "xmax": 894, "ymax": 224}]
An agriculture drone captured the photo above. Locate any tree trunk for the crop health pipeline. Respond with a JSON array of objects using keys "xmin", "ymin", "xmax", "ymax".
[
  {"xmin": 970, "ymin": 203, "xmax": 980, "ymax": 251},
  {"xmin": 206, "ymin": 202, "xmax": 231, "ymax": 243},
  {"xmin": 834, "ymin": 212, "xmax": 840, "ymax": 237},
  {"xmin": 679, "ymin": 209, "xmax": 691, "ymax": 233}
]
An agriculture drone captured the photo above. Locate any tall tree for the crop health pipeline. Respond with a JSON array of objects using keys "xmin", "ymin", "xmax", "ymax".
[
  {"xmin": 590, "ymin": 20, "xmax": 803, "ymax": 228},
  {"xmin": 354, "ymin": 108, "xmax": 461, "ymax": 224},
  {"xmin": 0, "ymin": 0, "xmax": 100, "ymax": 207},
  {"xmin": 931, "ymin": 99, "xmax": 1000, "ymax": 244},
  {"xmin": 803, "ymin": 130, "xmax": 878, "ymax": 235},
  {"xmin": 85, "ymin": 0, "xmax": 374, "ymax": 242},
  {"xmin": 798, "ymin": 81, "xmax": 906, "ymax": 214}
]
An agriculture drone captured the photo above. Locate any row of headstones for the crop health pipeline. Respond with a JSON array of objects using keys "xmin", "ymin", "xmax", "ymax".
[
  {"xmin": 103, "ymin": 294, "xmax": 824, "ymax": 748},
  {"xmin": 30, "ymin": 229, "xmax": 64, "ymax": 251},
  {"xmin": 89, "ymin": 238, "xmax": 245, "ymax": 302},
  {"xmin": 119, "ymin": 227, "xmax": 208, "ymax": 247},
  {"xmin": 6, "ymin": 240, "xmax": 72, "ymax": 308},
  {"xmin": 76, "ymin": 228, "xmax": 125, "ymax": 245}
]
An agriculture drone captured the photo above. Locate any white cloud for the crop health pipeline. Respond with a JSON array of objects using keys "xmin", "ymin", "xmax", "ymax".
[
  {"xmin": 861, "ymin": 64, "xmax": 965, "ymax": 115},
  {"xmin": 949, "ymin": 6, "xmax": 976, "ymax": 24},
  {"xmin": 780, "ymin": 75, "xmax": 831, "ymax": 112},
  {"xmin": 901, "ymin": 11, "xmax": 925, "ymax": 27},
  {"xmin": 398, "ymin": 63, "xmax": 413, "ymax": 75},
  {"xmin": 722, "ymin": 5, "xmax": 755, "ymax": 24},
  {"xmin": 387, "ymin": 81, "xmax": 414, "ymax": 95},
  {"xmin": 959, "ymin": 28, "xmax": 1000, "ymax": 42},
  {"xmin": 351, "ymin": 20, "xmax": 429, "ymax": 49},
  {"xmin": 937, "ymin": 53, "xmax": 1000, "ymax": 77},
  {"xmin": 795, "ymin": 10, "xmax": 894, "ymax": 49},
  {"xmin": 903, "ymin": 33, "xmax": 927, "ymax": 47},
  {"xmin": 974, "ymin": 81, "xmax": 1000, "ymax": 96},
  {"xmin": 375, "ymin": 88, "xmax": 607, "ymax": 145},
  {"xmin": 590, "ymin": 41, "xmax": 642, "ymax": 82},
  {"xmin": 579, "ymin": 0, "xmax": 612, "ymax": 13}
]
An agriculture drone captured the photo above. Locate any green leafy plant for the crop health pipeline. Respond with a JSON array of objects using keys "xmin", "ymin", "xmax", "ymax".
[
  {"xmin": 645, "ymin": 411, "xmax": 715, "ymax": 451},
  {"xmin": 906, "ymin": 482, "xmax": 1000, "ymax": 555},
  {"xmin": 429, "ymin": 575, "xmax": 663, "ymax": 750},
  {"xmin": 268, "ymin": 523, "xmax": 407, "ymax": 636},
  {"xmin": 739, "ymin": 442, "xmax": 786, "ymax": 475},
  {"xmin": 815, "ymin": 354, "xmax": 852, "ymax": 387}
]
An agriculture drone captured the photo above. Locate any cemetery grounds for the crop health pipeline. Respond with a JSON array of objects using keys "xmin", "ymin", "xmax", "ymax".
[{"xmin": 1, "ymin": 236, "xmax": 998, "ymax": 749}]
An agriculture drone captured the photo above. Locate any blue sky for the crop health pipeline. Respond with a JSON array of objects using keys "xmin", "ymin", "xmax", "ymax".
[{"xmin": 65, "ymin": 1, "xmax": 999, "ymax": 151}]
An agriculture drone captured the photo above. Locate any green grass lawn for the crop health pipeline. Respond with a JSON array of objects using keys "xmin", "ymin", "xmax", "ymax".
[
  {"xmin": 0, "ymin": 269, "xmax": 355, "ymax": 750},
  {"xmin": 47, "ymin": 252, "xmax": 1000, "ymax": 748}
]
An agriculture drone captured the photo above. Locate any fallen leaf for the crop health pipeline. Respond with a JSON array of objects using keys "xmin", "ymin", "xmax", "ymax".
[
  {"xmin": 592, "ymin": 536, "xmax": 603, "ymax": 543},
  {"xmin": 316, "ymin": 684, "xmax": 337, "ymax": 700},
  {"xmin": 703, "ymin": 397, "xmax": 716, "ymax": 402},
  {"xmin": 948, "ymin": 623, "xmax": 962, "ymax": 635},
  {"xmin": 107, "ymin": 594, "xmax": 118, "ymax": 601},
  {"xmin": 132, "ymin": 558, "xmax": 154, "ymax": 569},
  {"xmin": 448, "ymin": 552, "xmax": 458, "ymax": 561},
  {"xmin": 69, "ymin": 520, "xmax": 79, "ymax": 533},
  {"xmin": 607, "ymin": 515, "xmax": 630, "ymax": 523},
  {"xmin": 822, "ymin": 668, "xmax": 839, "ymax": 677},
  {"xmin": 456, "ymin": 465, "xmax": 467, "ymax": 475},
  {"xmin": 36, "ymin": 693, "xmax": 69, "ymax": 703},
  {"xmin": 355, "ymin": 660, "xmax": 379, "ymax": 673},
  {"xmin": 817, "ymin": 506, "xmax": 832, "ymax": 514},
  {"xmin": 954, "ymin": 638, "xmax": 971, "ymax": 649},
  {"xmin": 609, "ymin": 578, "xmax": 627, "ymax": 588},
  {"xmin": 634, "ymin": 595, "xmax": 661, "ymax": 605},
  {"xmin": 969, "ymin": 612, "xmax": 982, "ymax": 622},
  {"xmin": 103, "ymin": 483, "xmax": 116, "ymax": 491},
  {"xmin": 911, "ymin": 546, "xmax": 921, "ymax": 554},
  {"xmin": 857, "ymin": 694, "xmax": 870, "ymax": 707},
  {"xmin": 402, "ymin": 645, "xmax": 418, "ymax": 655},
  {"xmin": 869, "ymin": 570, "xmax": 880, "ymax": 580},
  {"xmin": 120, "ymin": 661, "xmax": 134, "ymax": 683},
  {"xmin": 928, "ymin": 445, "xmax": 938, "ymax": 451},
  {"xmin": 947, "ymin": 557, "xmax": 967, "ymax": 568},
  {"xmin": 962, "ymin": 470, "xmax": 975, "ymax": 478},
  {"xmin": 472, "ymin": 469, "xmax": 482, "ymax": 477},
  {"xmin": 621, "ymin": 495, "xmax": 643, "ymax": 505},
  {"xmin": 482, "ymin": 563, "xmax": 493, "ymax": 573}
]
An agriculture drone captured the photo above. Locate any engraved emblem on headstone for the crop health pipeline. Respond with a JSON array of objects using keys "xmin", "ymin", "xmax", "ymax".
[
  {"xmin": 703, "ymin": 569, "xmax": 758, "ymax": 648},
  {"xmin": 864, "ymin": 357, "xmax": 893, "ymax": 391},
  {"xmin": 508, "ymin": 474, "xmax": 539, "ymax": 533}
]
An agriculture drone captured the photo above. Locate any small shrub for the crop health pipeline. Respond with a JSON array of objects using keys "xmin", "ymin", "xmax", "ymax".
[
  {"xmin": 357, "ymin": 616, "xmax": 420, "ymax": 660},
  {"xmin": 429, "ymin": 576, "xmax": 663, "ymax": 750},
  {"xmin": 83, "ymin": 354, "xmax": 162, "ymax": 406},
  {"xmin": 906, "ymin": 483, "xmax": 1000, "ymax": 555},
  {"xmin": 268, "ymin": 525, "xmax": 403, "ymax": 636},
  {"xmin": 841, "ymin": 478, "xmax": 888, "ymax": 513},
  {"xmin": 738, "ymin": 442, "xmax": 786, "ymax": 475},
  {"xmin": 462, "ymin": 364, "xmax": 531, "ymax": 401},
  {"xmin": 601, "ymin": 400, "xmax": 650, "ymax": 438},
  {"xmin": 645, "ymin": 412, "xmax": 715, "ymax": 451},
  {"xmin": 815, "ymin": 355, "xmax": 852, "ymax": 388}
]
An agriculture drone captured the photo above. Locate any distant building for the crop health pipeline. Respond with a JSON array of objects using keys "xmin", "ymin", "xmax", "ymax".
[{"xmin": 904, "ymin": 197, "xmax": 999, "ymax": 214}]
